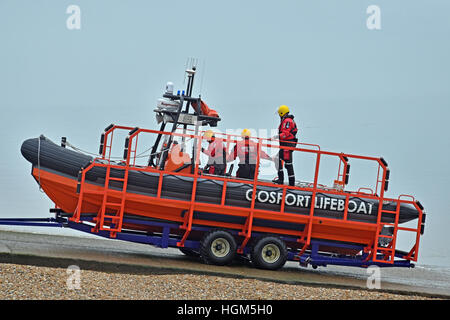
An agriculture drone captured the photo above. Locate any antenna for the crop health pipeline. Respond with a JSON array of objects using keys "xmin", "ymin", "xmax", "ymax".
[
  {"xmin": 183, "ymin": 57, "xmax": 199, "ymax": 84},
  {"xmin": 183, "ymin": 57, "xmax": 189, "ymax": 85},
  {"xmin": 199, "ymin": 58, "xmax": 206, "ymax": 95}
]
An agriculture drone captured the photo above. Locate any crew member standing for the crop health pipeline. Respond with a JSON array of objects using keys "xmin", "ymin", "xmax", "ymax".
[
  {"xmin": 272, "ymin": 105, "xmax": 298, "ymax": 186},
  {"xmin": 227, "ymin": 129, "xmax": 272, "ymax": 180},
  {"xmin": 201, "ymin": 130, "xmax": 227, "ymax": 175}
]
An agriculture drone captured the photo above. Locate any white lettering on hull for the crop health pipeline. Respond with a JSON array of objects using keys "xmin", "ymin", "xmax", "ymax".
[{"xmin": 245, "ymin": 189, "xmax": 373, "ymax": 215}]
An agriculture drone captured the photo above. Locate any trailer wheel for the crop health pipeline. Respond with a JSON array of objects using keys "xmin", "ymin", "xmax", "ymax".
[
  {"xmin": 200, "ymin": 230, "xmax": 236, "ymax": 266},
  {"xmin": 251, "ymin": 236, "xmax": 287, "ymax": 270}
]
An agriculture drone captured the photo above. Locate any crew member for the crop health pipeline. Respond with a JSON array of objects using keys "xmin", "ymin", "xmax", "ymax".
[
  {"xmin": 227, "ymin": 129, "xmax": 272, "ymax": 180},
  {"xmin": 201, "ymin": 130, "xmax": 227, "ymax": 175},
  {"xmin": 272, "ymin": 105, "xmax": 298, "ymax": 186}
]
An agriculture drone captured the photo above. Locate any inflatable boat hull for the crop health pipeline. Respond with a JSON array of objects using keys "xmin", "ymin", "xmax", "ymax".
[{"xmin": 21, "ymin": 136, "xmax": 421, "ymax": 247}]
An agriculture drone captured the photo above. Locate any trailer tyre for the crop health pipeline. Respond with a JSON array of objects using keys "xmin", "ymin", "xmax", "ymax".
[
  {"xmin": 251, "ymin": 236, "xmax": 287, "ymax": 270},
  {"xmin": 200, "ymin": 230, "xmax": 236, "ymax": 266}
]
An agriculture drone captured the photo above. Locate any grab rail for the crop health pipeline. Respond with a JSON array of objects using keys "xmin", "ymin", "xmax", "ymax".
[{"xmin": 71, "ymin": 123, "xmax": 424, "ymax": 264}]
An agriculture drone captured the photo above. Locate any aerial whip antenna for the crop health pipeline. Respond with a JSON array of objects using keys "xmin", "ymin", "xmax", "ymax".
[
  {"xmin": 183, "ymin": 57, "xmax": 189, "ymax": 85},
  {"xmin": 199, "ymin": 58, "xmax": 206, "ymax": 95}
]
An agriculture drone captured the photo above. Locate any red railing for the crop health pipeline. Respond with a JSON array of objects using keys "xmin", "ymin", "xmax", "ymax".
[{"xmin": 71, "ymin": 125, "xmax": 424, "ymax": 264}]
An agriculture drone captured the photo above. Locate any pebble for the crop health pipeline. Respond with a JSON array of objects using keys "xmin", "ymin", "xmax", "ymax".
[{"xmin": 0, "ymin": 263, "xmax": 437, "ymax": 300}]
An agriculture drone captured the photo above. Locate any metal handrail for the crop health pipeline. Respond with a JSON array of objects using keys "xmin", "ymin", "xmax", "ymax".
[{"xmin": 71, "ymin": 124, "xmax": 423, "ymax": 263}]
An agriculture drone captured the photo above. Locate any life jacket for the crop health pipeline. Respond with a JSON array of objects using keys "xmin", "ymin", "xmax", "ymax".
[
  {"xmin": 228, "ymin": 138, "xmax": 270, "ymax": 165},
  {"xmin": 203, "ymin": 137, "xmax": 227, "ymax": 166},
  {"xmin": 278, "ymin": 114, "xmax": 298, "ymax": 142}
]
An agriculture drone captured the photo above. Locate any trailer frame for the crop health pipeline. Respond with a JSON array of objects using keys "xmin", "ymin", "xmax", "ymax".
[{"xmin": 0, "ymin": 208, "xmax": 416, "ymax": 269}]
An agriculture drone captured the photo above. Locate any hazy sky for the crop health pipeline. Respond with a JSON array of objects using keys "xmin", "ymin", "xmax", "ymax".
[{"xmin": 1, "ymin": 0, "xmax": 449, "ymax": 266}]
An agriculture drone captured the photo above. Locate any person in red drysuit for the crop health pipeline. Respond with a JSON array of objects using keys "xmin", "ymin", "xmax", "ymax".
[
  {"xmin": 227, "ymin": 129, "xmax": 272, "ymax": 180},
  {"xmin": 272, "ymin": 105, "xmax": 298, "ymax": 186}
]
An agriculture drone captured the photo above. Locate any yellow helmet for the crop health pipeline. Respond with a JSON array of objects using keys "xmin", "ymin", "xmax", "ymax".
[
  {"xmin": 277, "ymin": 105, "xmax": 290, "ymax": 117},
  {"xmin": 241, "ymin": 129, "xmax": 251, "ymax": 138},
  {"xmin": 203, "ymin": 130, "xmax": 214, "ymax": 140}
]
